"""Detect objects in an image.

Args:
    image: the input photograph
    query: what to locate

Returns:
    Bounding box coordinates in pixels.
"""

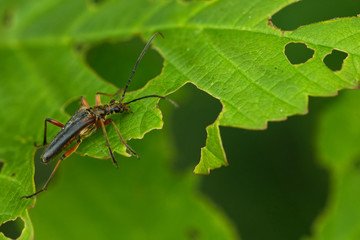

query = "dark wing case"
[41,108,94,163]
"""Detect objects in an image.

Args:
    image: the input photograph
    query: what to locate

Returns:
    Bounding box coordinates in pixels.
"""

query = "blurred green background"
[1,0,360,239]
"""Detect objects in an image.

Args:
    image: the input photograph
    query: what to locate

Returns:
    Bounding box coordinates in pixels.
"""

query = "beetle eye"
[110,99,115,104]
[114,107,120,112]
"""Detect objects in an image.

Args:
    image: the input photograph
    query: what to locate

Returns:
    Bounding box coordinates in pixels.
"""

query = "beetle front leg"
[99,119,119,168]
[81,96,90,108]
[96,89,124,101]
[95,93,102,106]
[104,118,139,158]
[35,118,64,147]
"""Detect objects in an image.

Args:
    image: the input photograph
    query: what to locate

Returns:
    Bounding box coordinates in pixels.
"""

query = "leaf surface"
[0,0,359,236]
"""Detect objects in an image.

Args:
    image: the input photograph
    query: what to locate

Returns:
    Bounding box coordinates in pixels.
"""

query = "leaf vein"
[204,32,300,111]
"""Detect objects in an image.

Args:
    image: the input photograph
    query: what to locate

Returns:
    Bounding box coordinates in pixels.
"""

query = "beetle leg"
[96,89,123,99]
[103,119,111,125]
[95,93,102,106]
[35,118,65,147]
[22,139,82,199]
[95,89,125,105]
[99,119,119,168]
[81,96,90,108]
[104,118,139,158]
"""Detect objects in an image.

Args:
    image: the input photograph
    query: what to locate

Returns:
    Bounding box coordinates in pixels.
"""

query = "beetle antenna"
[124,95,179,108]
[120,32,164,102]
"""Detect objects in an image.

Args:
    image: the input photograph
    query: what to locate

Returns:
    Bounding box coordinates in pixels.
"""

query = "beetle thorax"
[88,101,129,119]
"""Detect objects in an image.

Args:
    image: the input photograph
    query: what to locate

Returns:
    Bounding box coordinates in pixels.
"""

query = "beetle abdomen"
[41,108,95,163]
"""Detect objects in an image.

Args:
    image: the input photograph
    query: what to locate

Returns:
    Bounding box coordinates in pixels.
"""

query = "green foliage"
[30,129,238,240]
[0,0,359,239]
[311,91,360,240]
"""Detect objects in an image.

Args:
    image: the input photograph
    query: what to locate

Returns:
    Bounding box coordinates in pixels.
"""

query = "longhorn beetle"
[22,32,177,199]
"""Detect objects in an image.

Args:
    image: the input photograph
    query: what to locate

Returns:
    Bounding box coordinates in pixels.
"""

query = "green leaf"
[310,90,360,240]
[195,122,228,174]
[0,211,33,240]
[0,0,359,237]
[29,129,238,239]
[317,91,360,172]
[140,1,359,172]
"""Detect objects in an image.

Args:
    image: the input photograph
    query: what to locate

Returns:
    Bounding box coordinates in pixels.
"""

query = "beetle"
[22,32,177,199]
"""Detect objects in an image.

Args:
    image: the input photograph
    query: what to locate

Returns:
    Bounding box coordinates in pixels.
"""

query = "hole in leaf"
[168,84,222,171]
[284,42,314,65]
[85,37,164,93]
[270,0,360,31]
[0,217,24,239]
[323,49,348,71]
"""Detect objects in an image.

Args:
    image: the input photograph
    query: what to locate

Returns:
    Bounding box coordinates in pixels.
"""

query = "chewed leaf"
[0,0,359,234]
[195,122,228,174]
